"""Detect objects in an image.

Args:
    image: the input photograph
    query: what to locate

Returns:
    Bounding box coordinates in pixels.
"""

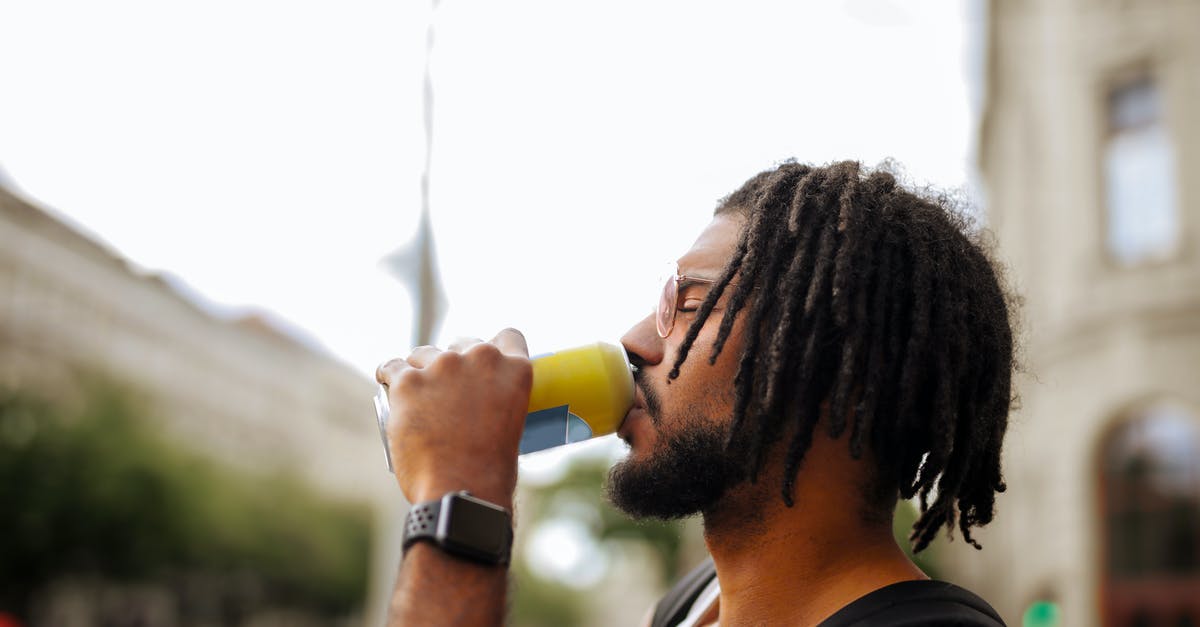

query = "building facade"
[0,183,404,625]
[944,1,1200,625]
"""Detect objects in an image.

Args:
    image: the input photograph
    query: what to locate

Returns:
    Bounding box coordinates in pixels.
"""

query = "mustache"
[632,368,663,425]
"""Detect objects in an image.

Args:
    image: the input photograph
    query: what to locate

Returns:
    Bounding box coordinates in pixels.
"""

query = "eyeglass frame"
[656,272,717,338]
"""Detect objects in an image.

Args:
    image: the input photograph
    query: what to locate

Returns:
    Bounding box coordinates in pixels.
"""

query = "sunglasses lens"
[656,275,675,337]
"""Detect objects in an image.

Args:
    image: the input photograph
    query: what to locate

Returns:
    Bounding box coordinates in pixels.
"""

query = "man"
[376,160,1015,626]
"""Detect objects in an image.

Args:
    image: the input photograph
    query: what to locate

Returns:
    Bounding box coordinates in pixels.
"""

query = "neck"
[701,443,926,626]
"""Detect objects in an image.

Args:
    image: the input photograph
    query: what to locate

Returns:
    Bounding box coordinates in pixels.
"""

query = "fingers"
[492,327,529,359]
[406,345,443,368]
[448,336,485,353]
[375,357,409,386]
[375,344,441,386]
[377,329,526,385]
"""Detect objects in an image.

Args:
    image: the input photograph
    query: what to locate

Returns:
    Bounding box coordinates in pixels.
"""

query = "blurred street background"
[1,1,1197,626]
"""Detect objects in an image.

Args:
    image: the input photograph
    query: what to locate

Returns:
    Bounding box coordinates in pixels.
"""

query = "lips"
[617,389,649,442]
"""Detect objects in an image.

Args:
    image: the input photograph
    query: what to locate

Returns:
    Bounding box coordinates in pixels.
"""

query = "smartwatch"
[402,491,513,566]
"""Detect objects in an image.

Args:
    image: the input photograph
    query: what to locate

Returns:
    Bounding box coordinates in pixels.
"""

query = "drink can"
[374,341,634,472]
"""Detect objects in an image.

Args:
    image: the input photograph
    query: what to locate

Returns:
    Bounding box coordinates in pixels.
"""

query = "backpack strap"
[650,557,717,627]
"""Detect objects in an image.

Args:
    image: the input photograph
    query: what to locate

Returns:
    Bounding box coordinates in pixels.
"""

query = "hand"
[375,328,532,508]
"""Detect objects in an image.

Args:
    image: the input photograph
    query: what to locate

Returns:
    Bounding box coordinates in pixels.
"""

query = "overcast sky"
[0,0,983,379]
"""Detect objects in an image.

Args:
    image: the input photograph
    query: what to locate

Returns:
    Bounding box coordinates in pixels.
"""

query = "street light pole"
[383,0,446,348]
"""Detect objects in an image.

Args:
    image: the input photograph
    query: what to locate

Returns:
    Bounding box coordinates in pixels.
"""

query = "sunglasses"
[656,271,717,338]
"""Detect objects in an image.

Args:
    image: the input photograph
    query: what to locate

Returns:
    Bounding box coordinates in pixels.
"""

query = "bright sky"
[0,0,983,380]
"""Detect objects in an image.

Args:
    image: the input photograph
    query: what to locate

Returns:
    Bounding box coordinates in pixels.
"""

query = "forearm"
[375,333,530,626]
[389,543,509,626]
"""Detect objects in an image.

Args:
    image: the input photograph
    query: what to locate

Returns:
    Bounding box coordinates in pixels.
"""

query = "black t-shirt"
[651,558,1007,627]
[819,579,1006,626]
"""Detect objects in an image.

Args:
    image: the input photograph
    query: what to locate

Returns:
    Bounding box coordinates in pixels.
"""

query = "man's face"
[607,212,751,519]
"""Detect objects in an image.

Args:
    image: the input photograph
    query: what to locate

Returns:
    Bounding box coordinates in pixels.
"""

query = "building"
[0,181,403,625]
[942,1,1200,625]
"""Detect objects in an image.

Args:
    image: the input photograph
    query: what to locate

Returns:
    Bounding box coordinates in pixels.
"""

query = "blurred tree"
[509,457,693,627]
[510,560,587,627]
[524,458,691,585]
[0,380,372,622]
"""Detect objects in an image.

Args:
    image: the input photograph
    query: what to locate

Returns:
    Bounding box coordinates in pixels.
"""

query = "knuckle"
[395,367,423,390]
[469,342,503,363]
[430,349,463,372]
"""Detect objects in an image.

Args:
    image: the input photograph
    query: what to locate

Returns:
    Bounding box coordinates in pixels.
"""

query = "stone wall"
[948,1,1200,624]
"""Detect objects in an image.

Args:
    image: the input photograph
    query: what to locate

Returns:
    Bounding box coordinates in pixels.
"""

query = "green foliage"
[510,561,587,627]
[0,382,371,617]
[510,457,692,627]
[525,459,690,584]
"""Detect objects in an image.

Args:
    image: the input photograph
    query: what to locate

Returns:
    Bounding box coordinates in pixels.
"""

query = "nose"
[621,311,663,370]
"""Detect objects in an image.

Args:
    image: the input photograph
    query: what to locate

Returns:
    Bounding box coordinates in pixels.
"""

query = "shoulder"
[818,580,1007,627]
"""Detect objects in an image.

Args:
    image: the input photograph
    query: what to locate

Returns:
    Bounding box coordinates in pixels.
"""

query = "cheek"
[660,361,736,430]
[670,333,741,398]
[657,312,746,424]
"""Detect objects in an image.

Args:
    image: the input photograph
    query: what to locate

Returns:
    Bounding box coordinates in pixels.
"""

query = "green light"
[1023,601,1062,627]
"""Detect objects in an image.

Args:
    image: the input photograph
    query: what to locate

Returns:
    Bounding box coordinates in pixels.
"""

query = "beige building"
[0,182,404,625]
[941,1,1200,625]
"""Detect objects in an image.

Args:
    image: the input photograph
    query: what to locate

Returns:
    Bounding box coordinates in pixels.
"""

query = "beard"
[604,376,749,520]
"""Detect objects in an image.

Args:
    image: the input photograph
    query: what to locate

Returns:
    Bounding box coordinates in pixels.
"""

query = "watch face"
[442,494,511,558]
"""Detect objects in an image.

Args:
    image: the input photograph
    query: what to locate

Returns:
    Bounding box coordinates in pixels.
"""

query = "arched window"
[1101,403,1200,626]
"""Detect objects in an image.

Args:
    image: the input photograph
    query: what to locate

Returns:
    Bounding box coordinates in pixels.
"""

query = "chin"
[604,419,743,521]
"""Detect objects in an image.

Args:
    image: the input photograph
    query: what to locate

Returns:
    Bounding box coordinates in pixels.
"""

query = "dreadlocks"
[669,160,1016,553]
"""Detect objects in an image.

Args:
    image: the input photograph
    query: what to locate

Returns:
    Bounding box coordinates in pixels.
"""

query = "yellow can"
[374,341,635,471]
[523,341,635,454]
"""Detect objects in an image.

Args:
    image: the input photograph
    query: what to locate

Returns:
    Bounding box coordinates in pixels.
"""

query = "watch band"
[402,491,513,566]
[404,499,442,544]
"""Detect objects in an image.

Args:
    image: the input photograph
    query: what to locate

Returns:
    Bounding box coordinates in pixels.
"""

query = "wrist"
[409,478,515,511]
[403,491,514,567]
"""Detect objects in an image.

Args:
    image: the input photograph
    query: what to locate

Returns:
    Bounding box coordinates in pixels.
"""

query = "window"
[1100,403,1200,626]
[1103,77,1180,266]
